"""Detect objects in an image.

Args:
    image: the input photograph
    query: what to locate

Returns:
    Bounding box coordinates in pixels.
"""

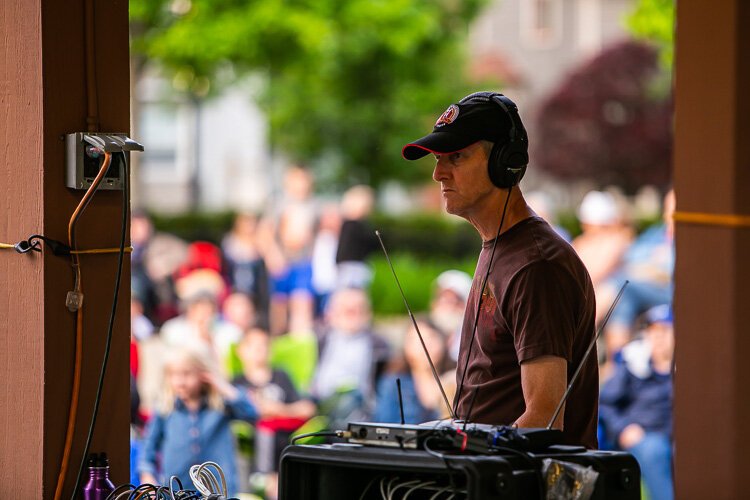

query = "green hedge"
[368,253,476,315]
[370,213,481,259]
[150,211,235,244]
[149,210,482,259]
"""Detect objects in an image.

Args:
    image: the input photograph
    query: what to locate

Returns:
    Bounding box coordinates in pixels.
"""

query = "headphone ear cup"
[487,143,506,188]
[488,142,528,189]
[501,141,529,171]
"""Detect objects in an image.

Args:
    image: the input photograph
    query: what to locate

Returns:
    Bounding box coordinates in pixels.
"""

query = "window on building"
[521,0,564,49]
[137,101,189,181]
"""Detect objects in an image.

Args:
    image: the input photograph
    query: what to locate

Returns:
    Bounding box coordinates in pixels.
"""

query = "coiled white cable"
[189,461,228,497]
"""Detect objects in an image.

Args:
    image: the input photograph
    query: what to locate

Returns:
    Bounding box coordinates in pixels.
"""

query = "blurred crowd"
[569,188,676,500]
[128,166,675,499]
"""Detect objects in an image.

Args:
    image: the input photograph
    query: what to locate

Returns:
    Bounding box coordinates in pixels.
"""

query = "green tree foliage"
[130,0,489,187]
[627,0,674,69]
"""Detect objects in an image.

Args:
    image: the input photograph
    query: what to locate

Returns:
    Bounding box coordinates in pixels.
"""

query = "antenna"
[396,378,405,425]
[546,280,630,430]
[375,230,457,420]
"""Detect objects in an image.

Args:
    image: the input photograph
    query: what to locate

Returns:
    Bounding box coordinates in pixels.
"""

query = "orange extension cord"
[53,152,112,500]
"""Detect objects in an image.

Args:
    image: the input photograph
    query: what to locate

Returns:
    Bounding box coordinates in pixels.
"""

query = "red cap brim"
[401,131,477,160]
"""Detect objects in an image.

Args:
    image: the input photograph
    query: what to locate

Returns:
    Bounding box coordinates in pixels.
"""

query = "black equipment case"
[279,443,640,499]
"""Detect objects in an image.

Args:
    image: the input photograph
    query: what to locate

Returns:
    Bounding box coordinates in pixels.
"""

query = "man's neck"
[466,188,532,241]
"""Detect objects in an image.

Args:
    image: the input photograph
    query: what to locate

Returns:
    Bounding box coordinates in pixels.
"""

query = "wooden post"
[673,1,750,497]
[0,0,131,497]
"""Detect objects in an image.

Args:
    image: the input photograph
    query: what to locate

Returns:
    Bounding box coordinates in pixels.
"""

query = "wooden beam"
[673,1,750,496]
[0,0,131,497]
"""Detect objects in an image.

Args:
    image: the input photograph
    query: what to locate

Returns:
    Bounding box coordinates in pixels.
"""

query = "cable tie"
[14,239,42,254]
[6,235,133,257]
[28,235,71,256]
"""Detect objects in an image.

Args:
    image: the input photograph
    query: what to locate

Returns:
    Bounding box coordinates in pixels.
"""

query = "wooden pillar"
[673,1,750,498]
[0,0,131,497]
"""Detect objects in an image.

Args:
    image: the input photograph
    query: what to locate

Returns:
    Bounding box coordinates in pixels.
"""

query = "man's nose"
[433,158,449,182]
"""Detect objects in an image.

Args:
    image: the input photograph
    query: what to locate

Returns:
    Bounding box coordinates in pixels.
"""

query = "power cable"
[70,153,129,498]
[54,151,113,500]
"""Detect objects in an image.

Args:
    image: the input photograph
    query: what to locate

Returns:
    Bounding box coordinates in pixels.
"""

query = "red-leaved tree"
[535,40,672,192]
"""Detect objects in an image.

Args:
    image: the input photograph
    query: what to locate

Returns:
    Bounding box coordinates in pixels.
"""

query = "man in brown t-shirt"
[402,92,598,448]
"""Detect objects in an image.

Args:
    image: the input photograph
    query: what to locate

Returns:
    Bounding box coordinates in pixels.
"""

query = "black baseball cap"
[402,91,516,160]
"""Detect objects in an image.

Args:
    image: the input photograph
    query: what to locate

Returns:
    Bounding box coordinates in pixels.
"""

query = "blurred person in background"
[572,191,634,305]
[222,292,258,336]
[131,210,157,318]
[138,347,257,496]
[130,289,154,486]
[429,270,473,362]
[310,288,390,426]
[268,292,319,393]
[603,189,675,370]
[234,328,316,499]
[571,190,634,369]
[161,269,242,375]
[311,203,342,316]
[261,166,318,335]
[373,318,451,424]
[132,292,167,416]
[130,211,189,325]
[599,304,674,500]
[130,294,154,378]
[221,212,270,329]
[221,292,260,377]
[335,185,379,289]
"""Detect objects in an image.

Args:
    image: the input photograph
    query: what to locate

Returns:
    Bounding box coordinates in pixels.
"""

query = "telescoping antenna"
[546,280,630,430]
[375,230,457,421]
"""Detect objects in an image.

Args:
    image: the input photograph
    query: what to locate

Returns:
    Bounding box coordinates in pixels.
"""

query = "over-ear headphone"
[487,93,529,189]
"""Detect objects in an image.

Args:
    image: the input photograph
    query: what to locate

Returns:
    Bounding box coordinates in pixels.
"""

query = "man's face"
[432,142,495,217]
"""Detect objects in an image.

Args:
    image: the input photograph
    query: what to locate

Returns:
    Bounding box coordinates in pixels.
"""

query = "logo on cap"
[435,104,459,127]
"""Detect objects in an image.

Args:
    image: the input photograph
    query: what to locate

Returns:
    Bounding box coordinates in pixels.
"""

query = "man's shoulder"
[496,218,594,304]
[498,217,583,273]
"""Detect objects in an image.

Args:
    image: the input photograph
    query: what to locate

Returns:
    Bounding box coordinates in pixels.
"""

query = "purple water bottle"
[82,453,115,500]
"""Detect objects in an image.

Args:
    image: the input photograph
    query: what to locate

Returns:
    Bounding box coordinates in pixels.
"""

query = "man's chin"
[444,202,465,217]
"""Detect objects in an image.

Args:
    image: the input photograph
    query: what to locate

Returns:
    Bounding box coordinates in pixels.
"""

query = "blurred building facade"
[470,0,634,108]
[470,0,635,191]
[131,0,635,213]
[132,69,273,213]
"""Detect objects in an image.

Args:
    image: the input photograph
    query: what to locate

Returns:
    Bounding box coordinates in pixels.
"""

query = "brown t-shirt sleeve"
[503,260,580,364]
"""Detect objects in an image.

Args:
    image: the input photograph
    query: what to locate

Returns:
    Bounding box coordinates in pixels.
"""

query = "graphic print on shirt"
[479,284,498,327]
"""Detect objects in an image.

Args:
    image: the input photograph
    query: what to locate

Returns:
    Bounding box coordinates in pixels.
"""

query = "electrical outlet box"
[65,132,143,190]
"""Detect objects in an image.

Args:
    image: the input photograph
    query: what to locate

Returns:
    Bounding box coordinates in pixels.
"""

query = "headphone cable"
[453,184,514,418]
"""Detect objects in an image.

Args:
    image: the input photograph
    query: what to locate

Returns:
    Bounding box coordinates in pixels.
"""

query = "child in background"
[137,347,257,495]
[235,328,316,499]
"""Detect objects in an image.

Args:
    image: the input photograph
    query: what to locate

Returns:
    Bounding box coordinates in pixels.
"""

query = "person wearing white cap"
[571,191,634,359]
[402,91,598,448]
[430,270,472,361]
